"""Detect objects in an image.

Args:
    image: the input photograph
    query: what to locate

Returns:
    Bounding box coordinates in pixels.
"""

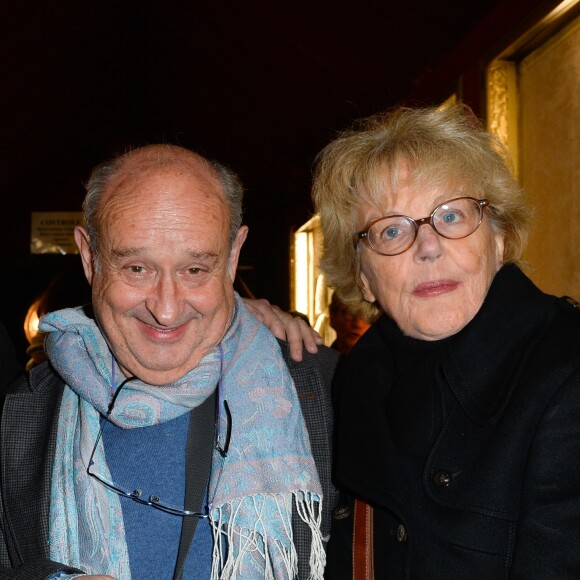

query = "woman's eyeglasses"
[356,196,490,256]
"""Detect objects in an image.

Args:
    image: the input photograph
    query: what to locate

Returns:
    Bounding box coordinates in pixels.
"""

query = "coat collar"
[439,265,553,425]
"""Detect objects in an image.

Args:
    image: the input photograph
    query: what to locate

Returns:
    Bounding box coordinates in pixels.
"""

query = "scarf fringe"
[210,492,325,579]
[294,493,325,580]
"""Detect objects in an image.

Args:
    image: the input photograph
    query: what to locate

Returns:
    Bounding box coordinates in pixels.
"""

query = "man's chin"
[123,357,194,386]
[136,369,189,387]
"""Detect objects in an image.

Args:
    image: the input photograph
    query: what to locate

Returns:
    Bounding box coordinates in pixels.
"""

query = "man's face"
[329,300,370,355]
[75,161,247,385]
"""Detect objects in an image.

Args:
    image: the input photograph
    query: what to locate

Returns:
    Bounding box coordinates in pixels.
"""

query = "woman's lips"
[413,279,459,297]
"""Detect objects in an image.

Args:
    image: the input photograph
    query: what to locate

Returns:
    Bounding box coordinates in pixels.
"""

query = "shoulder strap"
[173,389,216,580]
[353,498,374,580]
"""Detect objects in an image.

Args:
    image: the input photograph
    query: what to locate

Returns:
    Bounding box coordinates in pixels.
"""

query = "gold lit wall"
[519,15,580,300]
[488,6,580,301]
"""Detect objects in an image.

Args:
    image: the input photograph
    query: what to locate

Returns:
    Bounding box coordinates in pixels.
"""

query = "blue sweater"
[104,412,213,579]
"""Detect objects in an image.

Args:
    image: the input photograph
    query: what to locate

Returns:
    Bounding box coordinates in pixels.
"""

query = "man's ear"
[74,226,95,285]
[228,225,249,282]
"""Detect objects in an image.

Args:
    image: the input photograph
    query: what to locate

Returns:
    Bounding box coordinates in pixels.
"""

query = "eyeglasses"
[87,350,231,518]
[356,196,490,256]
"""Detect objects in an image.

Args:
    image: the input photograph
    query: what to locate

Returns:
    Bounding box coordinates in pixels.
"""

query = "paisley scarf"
[43,294,324,578]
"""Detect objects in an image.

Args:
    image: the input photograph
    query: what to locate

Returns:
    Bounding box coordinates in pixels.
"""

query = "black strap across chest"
[173,389,216,580]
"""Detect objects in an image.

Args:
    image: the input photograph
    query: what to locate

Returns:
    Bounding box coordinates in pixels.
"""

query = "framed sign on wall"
[30,211,83,255]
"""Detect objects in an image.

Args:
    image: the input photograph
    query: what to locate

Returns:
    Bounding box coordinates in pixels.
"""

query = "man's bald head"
[82,144,244,261]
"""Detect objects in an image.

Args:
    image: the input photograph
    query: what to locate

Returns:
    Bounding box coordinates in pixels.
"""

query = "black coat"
[327,265,580,579]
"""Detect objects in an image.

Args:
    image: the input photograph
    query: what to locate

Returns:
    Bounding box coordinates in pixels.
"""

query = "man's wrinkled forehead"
[103,146,223,203]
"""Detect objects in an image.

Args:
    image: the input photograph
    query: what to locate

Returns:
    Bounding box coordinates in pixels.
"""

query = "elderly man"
[0,144,338,579]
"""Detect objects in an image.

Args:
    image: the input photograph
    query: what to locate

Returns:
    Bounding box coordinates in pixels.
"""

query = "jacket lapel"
[278,340,339,529]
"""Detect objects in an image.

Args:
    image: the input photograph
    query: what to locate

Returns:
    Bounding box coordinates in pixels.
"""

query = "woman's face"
[356,165,505,340]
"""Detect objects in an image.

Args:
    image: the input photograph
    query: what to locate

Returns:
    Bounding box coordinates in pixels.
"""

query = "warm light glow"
[438,94,457,110]
[294,231,309,316]
[24,299,41,344]
[546,0,580,23]
[291,214,337,344]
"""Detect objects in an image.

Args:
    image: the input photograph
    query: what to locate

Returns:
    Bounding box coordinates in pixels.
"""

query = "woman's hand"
[243,298,322,361]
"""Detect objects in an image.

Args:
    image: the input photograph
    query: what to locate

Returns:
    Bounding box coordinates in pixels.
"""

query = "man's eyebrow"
[111,247,145,258]
[185,249,219,260]
[110,248,220,260]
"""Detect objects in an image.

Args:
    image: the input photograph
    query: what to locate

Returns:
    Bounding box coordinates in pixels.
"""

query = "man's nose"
[146,277,182,324]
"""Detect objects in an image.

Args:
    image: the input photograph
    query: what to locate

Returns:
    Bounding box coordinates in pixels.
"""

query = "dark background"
[0,0,561,364]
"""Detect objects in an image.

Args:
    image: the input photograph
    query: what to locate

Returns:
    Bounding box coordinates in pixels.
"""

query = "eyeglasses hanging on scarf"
[86,343,232,517]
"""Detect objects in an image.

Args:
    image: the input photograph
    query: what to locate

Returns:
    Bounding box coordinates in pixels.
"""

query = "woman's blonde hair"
[312,103,532,322]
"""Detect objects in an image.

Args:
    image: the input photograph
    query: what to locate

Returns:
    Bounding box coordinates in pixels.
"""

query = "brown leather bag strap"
[353,498,374,580]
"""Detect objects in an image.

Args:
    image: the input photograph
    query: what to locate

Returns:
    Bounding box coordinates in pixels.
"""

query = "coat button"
[332,505,350,520]
[433,470,453,487]
[396,523,407,543]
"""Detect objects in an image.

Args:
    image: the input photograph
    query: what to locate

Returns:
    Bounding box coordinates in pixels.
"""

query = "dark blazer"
[327,266,580,579]
[0,342,339,580]
[279,342,340,579]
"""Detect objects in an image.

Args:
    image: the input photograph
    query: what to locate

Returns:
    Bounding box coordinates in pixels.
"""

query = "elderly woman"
[313,104,580,578]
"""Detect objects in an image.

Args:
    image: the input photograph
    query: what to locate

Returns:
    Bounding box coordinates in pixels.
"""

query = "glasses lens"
[368,216,415,255]
[432,198,482,239]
